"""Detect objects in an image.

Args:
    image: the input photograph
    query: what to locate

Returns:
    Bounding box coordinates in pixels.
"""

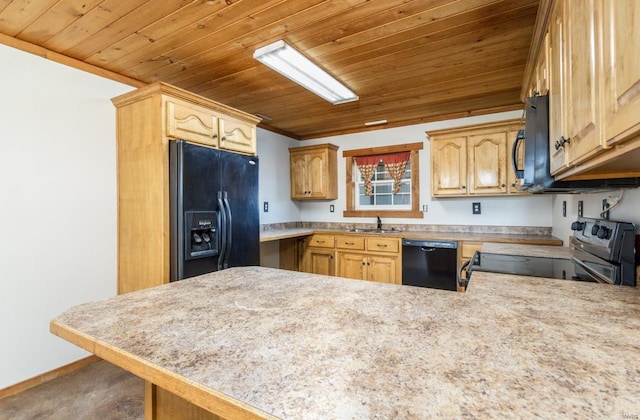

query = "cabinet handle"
[316,240,325,243]
[362,261,365,266]
[501,184,506,188]
[377,244,388,247]
[462,185,466,189]
[345,242,354,245]
[212,133,218,139]
[221,136,227,142]
[554,136,570,150]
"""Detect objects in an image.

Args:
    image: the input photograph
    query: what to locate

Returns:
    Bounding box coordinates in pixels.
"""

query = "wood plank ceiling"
[0,0,539,139]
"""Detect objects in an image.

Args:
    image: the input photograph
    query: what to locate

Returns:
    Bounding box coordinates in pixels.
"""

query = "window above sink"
[343,142,424,219]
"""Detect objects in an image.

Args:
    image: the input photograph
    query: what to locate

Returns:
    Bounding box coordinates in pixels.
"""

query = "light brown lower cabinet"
[304,247,335,276]
[336,252,399,284]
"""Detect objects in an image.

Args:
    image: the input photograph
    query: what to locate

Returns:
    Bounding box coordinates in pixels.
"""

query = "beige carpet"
[0,361,143,420]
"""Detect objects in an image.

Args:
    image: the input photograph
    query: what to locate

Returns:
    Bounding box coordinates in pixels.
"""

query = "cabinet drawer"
[166,101,218,146]
[308,234,334,248]
[461,241,483,259]
[366,237,399,253]
[335,236,365,250]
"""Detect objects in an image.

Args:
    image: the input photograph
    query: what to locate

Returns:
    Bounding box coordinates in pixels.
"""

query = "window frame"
[343,142,423,218]
[354,159,412,210]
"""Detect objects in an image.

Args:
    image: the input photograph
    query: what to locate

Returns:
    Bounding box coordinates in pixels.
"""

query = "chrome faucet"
[376,216,382,231]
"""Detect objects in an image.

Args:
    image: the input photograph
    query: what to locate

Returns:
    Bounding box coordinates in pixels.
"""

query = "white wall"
[257,128,302,224]
[0,44,132,388]
[552,189,640,244]
[297,111,553,227]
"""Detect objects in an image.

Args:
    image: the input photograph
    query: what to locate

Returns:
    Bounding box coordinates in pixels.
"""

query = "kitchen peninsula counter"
[51,267,640,418]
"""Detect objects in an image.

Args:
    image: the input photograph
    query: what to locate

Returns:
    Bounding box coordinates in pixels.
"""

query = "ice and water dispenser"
[184,211,219,260]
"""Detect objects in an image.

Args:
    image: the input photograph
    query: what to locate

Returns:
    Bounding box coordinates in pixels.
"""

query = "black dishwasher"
[402,239,458,291]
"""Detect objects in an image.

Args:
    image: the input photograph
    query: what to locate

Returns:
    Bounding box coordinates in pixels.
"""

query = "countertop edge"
[260,228,563,245]
[50,319,276,420]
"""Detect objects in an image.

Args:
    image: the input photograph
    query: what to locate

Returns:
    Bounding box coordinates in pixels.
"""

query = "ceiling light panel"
[253,40,358,105]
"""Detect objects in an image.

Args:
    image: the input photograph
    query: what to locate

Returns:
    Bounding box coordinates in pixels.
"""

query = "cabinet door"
[564,0,605,166]
[166,101,218,146]
[219,116,256,155]
[306,151,328,198]
[548,1,568,175]
[290,153,308,199]
[534,32,549,96]
[603,1,640,146]
[366,255,398,284]
[468,132,507,195]
[304,248,335,276]
[336,252,365,280]
[431,137,467,196]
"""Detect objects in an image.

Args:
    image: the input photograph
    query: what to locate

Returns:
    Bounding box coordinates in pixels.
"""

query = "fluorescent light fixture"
[364,119,388,126]
[253,40,358,105]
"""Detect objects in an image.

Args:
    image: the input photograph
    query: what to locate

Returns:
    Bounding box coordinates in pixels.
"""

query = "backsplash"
[262,221,552,236]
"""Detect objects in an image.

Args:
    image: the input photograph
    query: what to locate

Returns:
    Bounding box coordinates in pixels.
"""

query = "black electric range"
[461,217,636,287]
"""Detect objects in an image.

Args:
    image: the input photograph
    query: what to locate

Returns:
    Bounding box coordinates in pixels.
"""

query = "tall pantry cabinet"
[112,82,259,294]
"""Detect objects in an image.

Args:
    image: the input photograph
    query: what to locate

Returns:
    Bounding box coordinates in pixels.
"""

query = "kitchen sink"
[348,228,402,233]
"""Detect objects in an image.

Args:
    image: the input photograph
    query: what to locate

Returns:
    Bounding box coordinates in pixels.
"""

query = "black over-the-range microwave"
[511,94,640,193]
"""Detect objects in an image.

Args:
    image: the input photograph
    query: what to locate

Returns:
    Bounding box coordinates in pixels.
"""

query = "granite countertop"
[260,228,315,242]
[261,227,563,245]
[51,266,640,418]
[482,242,575,259]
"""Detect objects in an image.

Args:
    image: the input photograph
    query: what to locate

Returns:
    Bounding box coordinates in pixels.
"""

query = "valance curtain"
[354,152,411,196]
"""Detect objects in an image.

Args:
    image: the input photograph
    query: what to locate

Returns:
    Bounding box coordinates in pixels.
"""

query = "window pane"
[377,194,392,205]
[398,183,410,193]
[394,194,410,205]
[375,184,392,194]
[359,194,374,206]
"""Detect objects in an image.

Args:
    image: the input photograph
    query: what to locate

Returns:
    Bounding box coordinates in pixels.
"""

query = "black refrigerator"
[169,140,260,282]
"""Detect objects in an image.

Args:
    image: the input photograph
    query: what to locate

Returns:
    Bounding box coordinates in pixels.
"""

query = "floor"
[0,361,144,420]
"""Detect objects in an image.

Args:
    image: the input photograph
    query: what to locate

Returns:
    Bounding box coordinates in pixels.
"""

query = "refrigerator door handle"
[222,191,233,269]
[217,191,227,271]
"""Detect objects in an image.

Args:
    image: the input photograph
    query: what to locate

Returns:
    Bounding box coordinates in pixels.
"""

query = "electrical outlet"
[422,204,428,212]
[263,202,269,212]
[330,204,335,213]
[578,200,583,217]
[472,202,481,215]
[602,199,610,220]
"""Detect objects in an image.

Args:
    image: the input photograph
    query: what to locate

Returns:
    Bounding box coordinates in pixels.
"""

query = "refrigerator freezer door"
[170,141,222,281]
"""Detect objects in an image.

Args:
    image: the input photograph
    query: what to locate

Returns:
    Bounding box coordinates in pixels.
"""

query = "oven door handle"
[457,259,472,290]
[572,257,613,285]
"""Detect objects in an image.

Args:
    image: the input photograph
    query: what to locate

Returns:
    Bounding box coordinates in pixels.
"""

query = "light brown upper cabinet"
[218,115,257,155]
[112,82,259,294]
[429,120,524,197]
[602,2,640,147]
[523,0,640,180]
[289,144,338,200]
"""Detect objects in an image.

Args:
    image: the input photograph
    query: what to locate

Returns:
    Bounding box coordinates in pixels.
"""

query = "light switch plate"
[562,200,566,217]
[578,200,583,217]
